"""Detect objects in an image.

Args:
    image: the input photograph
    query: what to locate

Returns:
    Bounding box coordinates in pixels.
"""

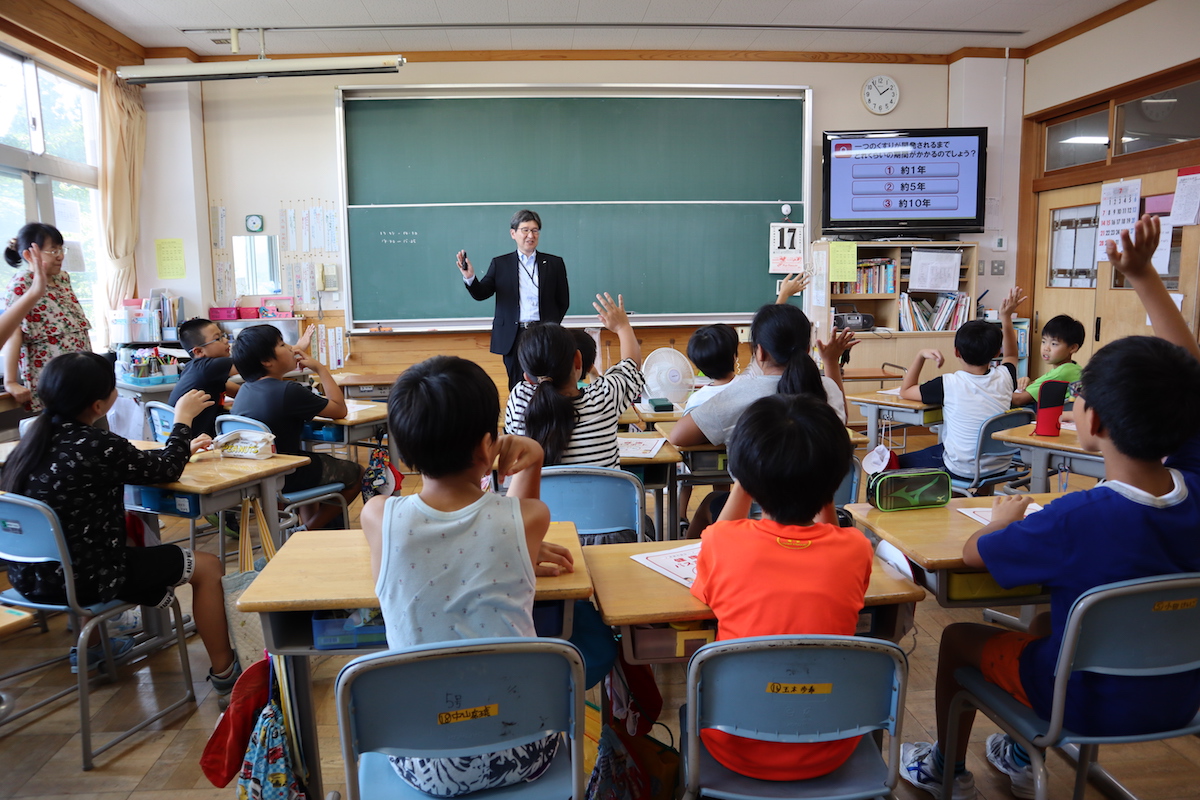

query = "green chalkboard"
[343,95,804,324]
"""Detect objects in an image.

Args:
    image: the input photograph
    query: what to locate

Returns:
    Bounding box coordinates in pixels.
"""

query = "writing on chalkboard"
[379,229,420,245]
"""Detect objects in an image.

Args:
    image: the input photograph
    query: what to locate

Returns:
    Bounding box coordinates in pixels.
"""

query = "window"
[0,46,102,349]
[1115,79,1200,157]
[1048,205,1099,288]
[1045,111,1109,172]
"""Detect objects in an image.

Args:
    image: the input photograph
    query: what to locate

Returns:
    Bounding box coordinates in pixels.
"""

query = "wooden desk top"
[618,432,683,464]
[845,390,939,410]
[584,540,924,626]
[839,368,904,382]
[635,405,684,424]
[845,493,1064,571]
[655,420,867,450]
[618,407,641,427]
[992,424,1092,455]
[317,401,388,427]
[330,372,398,387]
[236,521,592,613]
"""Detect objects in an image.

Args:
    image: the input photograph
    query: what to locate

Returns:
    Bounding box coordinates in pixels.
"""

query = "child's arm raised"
[594,292,641,365]
[999,286,1025,367]
[899,349,941,401]
[1110,214,1200,360]
[775,272,809,304]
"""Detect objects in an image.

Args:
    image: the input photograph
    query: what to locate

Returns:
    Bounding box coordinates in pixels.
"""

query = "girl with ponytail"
[504,293,644,467]
[0,352,243,702]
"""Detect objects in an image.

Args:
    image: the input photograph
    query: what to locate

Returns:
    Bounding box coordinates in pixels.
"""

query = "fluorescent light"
[1141,98,1177,104]
[1060,136,1109,145]
[117,55,404,85]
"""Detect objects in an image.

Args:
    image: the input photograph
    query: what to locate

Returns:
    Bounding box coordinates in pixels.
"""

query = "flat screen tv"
[821,127,988,235]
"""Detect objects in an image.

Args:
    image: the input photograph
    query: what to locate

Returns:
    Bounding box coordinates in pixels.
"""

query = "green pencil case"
[867,468,952,511]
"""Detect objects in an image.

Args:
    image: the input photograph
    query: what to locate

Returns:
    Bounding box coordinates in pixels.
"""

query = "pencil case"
[867,468,952,511]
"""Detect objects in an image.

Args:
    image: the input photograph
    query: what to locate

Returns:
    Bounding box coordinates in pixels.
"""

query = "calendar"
[1096,179,1142,261]
[769,222,805,275]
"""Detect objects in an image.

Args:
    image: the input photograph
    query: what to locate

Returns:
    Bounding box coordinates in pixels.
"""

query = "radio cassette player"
[833,304,875,332]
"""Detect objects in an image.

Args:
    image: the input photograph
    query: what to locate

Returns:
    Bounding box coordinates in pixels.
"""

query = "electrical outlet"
[990,260,1006,276]
[977,260,985,276]
[994,235,1007,251]
[735,326,751,343]
[776,279,784,296]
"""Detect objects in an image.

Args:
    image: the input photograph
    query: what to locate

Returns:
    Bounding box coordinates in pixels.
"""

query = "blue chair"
[540,465,647,544]
[950,408,1035,496]
[944,572,1200,800]
[215,413,349,532]
[681,635,908,800]
[833,457,862,508]
[334,637,586,800]
[0,492,195,770]
[144,400,177,443]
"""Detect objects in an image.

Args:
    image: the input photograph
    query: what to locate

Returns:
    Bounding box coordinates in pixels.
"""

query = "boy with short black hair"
[900,214,1200,800]
[169,317,239,437]
[685,323,739,411]
[898,288,1023,482]
[1011,313,1085,408]
[361,355,573,797]
[690,393,873,781]
[230,324,361,529]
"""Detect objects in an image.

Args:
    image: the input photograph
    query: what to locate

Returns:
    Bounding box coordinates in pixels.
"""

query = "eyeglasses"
[1068,380,1084,400]
[43,247,68,256]
[198,332,228,347]
[515,227,540,235]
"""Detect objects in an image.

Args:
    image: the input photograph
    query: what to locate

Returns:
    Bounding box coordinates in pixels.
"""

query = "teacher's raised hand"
[455,249,474,281]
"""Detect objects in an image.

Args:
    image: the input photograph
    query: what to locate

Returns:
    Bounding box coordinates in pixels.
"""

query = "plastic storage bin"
[303,422,341,442]
[209,307,239,320]
[312,611,388,650]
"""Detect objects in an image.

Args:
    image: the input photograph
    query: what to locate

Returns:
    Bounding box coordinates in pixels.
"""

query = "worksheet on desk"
[632,542,701,588]
[618,437,666,459]
[957,504,1043,525]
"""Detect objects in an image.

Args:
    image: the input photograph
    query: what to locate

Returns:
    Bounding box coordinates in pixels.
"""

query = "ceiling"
[67,0,1131,59]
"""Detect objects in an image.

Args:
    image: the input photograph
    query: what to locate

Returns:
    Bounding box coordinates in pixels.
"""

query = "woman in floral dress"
[4,223,92,412]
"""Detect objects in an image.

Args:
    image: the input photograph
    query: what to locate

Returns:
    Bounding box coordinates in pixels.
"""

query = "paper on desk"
[631,542,702,588]
[877,387,903,396]
[618,436,666,459]
[344,399,378,413]
[957,504,1043,525]
[1059,420,1077,431]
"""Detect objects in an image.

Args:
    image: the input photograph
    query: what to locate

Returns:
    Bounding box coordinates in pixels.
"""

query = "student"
[898,288,1023,483]
[230,324,362,529]
[1010,314,1085,408]
[0,353,242,701]
[362,355,574,797]
[684,323,740,412]
[504,292,644,467]
[668,303,853,448]
[690,392,873,780]
[900,215,1200,800]
[571,328,599,382]
[169,318,240,437]
[0,243,55,347]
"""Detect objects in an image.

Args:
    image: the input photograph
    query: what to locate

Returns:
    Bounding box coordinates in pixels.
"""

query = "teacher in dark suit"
[457,209,570,388]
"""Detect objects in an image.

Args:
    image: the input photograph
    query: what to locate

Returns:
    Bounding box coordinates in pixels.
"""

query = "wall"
[1024,0,1200,115]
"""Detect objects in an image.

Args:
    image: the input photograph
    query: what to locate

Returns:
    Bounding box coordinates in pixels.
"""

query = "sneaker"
[69,636,136,674]
[208,658,244,711]
[205,513,240,538]
[900,742,977,800]
[109,608,143,636]
[986,733,1036,799]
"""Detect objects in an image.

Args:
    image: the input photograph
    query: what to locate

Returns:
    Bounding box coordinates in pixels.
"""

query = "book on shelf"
[831,257,897,295]
[899,291,970,332]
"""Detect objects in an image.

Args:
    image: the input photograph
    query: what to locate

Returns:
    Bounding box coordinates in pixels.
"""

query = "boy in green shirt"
[1011,314,1084,408]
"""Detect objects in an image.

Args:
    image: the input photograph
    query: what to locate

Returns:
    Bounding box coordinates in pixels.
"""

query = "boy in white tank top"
[361,355,574,797]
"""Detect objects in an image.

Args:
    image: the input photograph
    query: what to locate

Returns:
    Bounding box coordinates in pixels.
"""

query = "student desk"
[307,400,389,449]
[634,403,684,426]
[839,367,905,384]
[617,406,641,429]
[846,390,942,449]
[328,371,397,401]
[618,432,682,540]
[236,523,590,800]
[844,494,1062,610]
[584,541,925,664]
[991,424,1104,492]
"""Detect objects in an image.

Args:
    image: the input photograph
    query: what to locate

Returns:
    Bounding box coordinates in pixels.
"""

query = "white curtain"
[98,67,146,345]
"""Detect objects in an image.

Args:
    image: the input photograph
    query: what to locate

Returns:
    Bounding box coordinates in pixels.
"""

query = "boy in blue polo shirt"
[900,214,1200,800]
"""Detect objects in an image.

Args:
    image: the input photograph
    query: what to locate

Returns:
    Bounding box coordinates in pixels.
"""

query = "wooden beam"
[947,47,1028,63]
[143,48,201,62]
[1015,117,1040,321]
[0,0,144,70]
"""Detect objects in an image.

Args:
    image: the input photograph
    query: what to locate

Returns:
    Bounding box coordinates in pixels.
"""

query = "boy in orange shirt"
[690,393,873,780]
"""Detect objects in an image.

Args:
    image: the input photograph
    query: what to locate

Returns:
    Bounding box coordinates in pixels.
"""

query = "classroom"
[1,0,1199,798]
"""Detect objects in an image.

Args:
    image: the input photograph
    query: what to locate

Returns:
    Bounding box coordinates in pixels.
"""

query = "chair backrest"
[17,416,37,437]
[1042,572,1200,736]
[540,466,646,541]
[336,637,585,800]
[0,492,89,614]
[963,407,1035,481]
[214,414,271,436]
[685,635,907,786]
[145,401,176,443]
[833,457,862,507]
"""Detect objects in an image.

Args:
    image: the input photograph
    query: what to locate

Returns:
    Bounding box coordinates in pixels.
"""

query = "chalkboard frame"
[336,84,813,331]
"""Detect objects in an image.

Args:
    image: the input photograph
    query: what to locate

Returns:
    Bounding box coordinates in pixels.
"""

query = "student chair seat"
[681,634,908,800]
[540,465,647,544]
[214,413,349,532]
[0,492,195,770]
[945,572,1200,800]
[950,408,1035,496]
[333,637,586,800]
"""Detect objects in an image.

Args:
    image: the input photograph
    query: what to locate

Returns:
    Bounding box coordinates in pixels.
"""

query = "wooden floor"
[2,436,1199,799]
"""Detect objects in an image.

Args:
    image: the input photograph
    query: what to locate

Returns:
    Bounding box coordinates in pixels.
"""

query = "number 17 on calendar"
[769,222,806,275]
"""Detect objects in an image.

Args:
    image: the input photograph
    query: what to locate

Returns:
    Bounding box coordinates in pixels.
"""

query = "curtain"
[98,67,146,346]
